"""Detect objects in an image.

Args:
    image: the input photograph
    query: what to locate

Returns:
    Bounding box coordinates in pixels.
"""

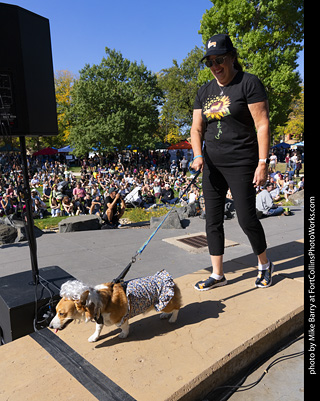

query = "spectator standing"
[180,156,189,176]
[269,152,277,172]
[285,153,290,169]
[290,153,297,175]
[170,160,178,177]
[295,155,302,177]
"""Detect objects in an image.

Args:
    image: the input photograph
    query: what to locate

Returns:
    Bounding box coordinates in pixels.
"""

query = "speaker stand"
[19,135,39,285]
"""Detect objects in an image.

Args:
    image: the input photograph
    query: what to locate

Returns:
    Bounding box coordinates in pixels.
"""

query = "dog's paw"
[160,312,171,320]
[88,334,99,343]
[168,310,179,323]
[168,315,177,323]
[118,331,129,339]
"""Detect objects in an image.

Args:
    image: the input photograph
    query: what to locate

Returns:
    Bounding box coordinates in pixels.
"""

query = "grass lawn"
[276,162,304,175]
[34,204,176,230]
[69,166,81,173]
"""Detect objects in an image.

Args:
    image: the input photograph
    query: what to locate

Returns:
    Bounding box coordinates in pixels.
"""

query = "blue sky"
[6,0,304,78]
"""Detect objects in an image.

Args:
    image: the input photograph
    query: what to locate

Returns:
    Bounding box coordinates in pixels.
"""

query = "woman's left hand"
[253,163,268,187]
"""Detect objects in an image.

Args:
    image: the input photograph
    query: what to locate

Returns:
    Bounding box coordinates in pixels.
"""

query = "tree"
[158,46,205,138]
[283,84,304,142]
[198,0,304,133]
[55,70,76,146]
[69,48,163,156]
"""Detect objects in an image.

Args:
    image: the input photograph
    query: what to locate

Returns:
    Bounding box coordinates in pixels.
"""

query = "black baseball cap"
[201,34,236,62]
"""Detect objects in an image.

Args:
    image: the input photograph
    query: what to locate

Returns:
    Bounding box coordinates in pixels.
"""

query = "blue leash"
[113,167,201,283]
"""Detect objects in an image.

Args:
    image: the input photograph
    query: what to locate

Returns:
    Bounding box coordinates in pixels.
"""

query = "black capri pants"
[202,161,267,256]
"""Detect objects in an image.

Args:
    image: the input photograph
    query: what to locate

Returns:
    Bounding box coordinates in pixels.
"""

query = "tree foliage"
[283,84,304,141]
[68,48,163,156]
[198,0,304,132]
[54,70,76,148]
[157,46,205,139]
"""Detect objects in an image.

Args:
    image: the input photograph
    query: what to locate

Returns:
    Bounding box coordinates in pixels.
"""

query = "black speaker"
[0,266,74,343]
[0,2,58,136]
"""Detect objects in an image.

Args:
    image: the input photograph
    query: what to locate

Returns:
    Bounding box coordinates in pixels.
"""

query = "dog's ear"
[79,290,90,306]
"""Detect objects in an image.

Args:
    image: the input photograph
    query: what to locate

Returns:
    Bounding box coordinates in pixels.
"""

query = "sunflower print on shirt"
[203,95,231,139]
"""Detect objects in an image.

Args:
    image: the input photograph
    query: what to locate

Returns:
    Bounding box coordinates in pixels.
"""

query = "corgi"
[49,270,182,343]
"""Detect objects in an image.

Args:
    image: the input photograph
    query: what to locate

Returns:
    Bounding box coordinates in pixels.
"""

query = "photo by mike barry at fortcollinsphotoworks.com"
[307,195,316,377]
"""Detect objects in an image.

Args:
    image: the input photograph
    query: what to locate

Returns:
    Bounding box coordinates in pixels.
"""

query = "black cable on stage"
[206,334,304,400]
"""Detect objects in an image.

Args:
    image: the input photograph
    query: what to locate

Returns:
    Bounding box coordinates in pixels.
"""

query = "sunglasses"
[204,55,228,67]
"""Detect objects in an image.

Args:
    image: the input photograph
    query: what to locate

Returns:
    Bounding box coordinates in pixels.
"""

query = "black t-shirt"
[104,195,121,213]
[193,71,267,167]
[161,188,175,201]
[84,198,92,209]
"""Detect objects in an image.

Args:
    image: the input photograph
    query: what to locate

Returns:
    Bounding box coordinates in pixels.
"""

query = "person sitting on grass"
[73,194,86,215]
[90,195,102,216]
[34,198,47,219]
[142,190,156,209]
[159,183,178,205]
[83,193,92,214]
[41,180,51,202]
[283,181,298,201]
[62,195,74,216]
[72,182,86,201]
[256,183,284,217]
[52,184,64,201]
[50,196,61,217]
[188,184,200,204]
[102,187,125,228]
[30,174,40,188]
[0,194,12,216]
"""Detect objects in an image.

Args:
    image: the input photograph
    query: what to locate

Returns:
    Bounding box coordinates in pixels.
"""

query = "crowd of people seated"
[255,167,304,218]
[0,147,304,226]
[0,149,202,228]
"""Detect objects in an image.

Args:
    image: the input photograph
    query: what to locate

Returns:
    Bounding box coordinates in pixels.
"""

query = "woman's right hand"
[191,156,204,172]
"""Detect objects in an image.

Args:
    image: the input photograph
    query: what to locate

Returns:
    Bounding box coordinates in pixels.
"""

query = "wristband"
[193,155,203,161]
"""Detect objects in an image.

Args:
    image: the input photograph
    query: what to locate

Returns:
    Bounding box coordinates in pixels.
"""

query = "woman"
[50,196,61,217]
[285,153,290,170]
[72,182,86,200]
[295,155,302,177]
[0,194,12,215]
[191,34,273,290]
[62,196,74,216]
[52,184,64,201]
